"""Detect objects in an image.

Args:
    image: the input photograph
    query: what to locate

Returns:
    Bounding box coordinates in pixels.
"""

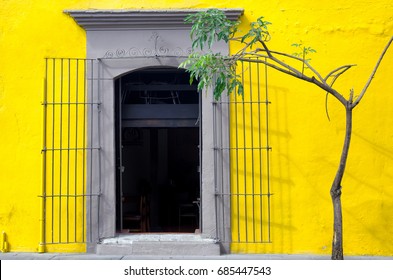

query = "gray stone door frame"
[65,9,243,254]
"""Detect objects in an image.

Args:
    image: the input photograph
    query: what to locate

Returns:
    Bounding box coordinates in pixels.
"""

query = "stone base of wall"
[94,234,221,255]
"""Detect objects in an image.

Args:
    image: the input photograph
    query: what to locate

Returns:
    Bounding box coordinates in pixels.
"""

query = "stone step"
[96,234,221,255]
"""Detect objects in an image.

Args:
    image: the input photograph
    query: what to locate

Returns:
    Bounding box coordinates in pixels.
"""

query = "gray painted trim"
[85,57,227,253]
[75,9,236,254]
[64,9,244,30]
[215,94,232,253]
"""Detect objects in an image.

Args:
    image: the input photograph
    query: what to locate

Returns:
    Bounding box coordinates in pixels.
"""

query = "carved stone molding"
[102,32,192,58]
[64,9,244,31]
[103,46,193,58]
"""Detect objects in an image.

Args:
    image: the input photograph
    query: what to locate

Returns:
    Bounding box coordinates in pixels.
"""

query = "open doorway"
[115,67,200,234]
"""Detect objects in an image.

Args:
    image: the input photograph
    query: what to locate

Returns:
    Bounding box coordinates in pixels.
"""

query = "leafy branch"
[181,8,393,260]
[185,9,240,50]
[181,9,355,106]
[291,42,317,74]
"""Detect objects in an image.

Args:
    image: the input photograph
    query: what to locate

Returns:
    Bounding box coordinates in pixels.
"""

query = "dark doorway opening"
[115,67,200,233]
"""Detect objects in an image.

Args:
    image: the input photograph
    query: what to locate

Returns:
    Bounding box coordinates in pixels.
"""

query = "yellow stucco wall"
[0,0,392,255]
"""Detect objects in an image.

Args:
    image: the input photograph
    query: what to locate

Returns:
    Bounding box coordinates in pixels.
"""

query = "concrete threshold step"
[96,233,221,255]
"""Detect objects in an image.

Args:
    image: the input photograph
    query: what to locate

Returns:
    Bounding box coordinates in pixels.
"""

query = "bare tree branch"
[240,57,348,105]
[352,36,393,108]
[244,51,304,77]
[324,65,356,120]
[325,65,356,82]
[247,48,329,85]
[325,93,331,121]
[301,59,328,86]
[240,57,301,77]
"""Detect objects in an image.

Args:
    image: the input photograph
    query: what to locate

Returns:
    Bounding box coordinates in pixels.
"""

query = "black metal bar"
[59,59,64,243]
[66,58,71,243]
[218,97,226,240]
[81,60,87,242]
[67,59,72,242]
[227,86,233,244]
[39,194,101,198]
[88,58,94,240]
[249,61,256,242]
[119,77,123,231]
[234,63,240,243]
[42,58,48,247]
[74,59,79,243]
[40,239,106,245]
[241,61,248,243]
[265,58,271,242]
[257,58,263,242]
[212,91,219,239]
[218,97,223,241]
[95,58,102,241]
[82,60,87,243]
[215,147,272,150]
[43,147,100,151]
[222,240,272,244]
[44,102,101,105]
[198,91,202,233]
[213,101,271,105]
[215,193,272,196]
[51,58,55,243]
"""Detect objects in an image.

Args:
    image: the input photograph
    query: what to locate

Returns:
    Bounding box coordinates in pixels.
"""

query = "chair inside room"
[178,198,200,232]
[122,195,150,232]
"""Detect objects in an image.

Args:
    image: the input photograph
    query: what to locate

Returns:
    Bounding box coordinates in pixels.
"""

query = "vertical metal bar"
[212,94,218,238]
[63,59,70,242]
[213,92,223,241]
[234,63,240,242]
[225,78,231,242]
[219,95,225,241]
[219,112,222,242]
[51,58,56,243]
[66,59,71,243]
[198,91,203,232]
[95,61,102,241]
[82,60,87,243]
[241,61,248,243]
[81,60,88,242]
[58,58,64,243]
[39,59,48,252]
[119,77,123,231]
[74,59,79,243]
[265,58,271,242]
[88,59,94,241]
[249,61,256,242]
[257,58,263,242]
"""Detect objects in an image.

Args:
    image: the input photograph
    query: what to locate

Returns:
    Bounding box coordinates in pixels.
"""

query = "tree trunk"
[330,105,353,260]
[331,186,344,259]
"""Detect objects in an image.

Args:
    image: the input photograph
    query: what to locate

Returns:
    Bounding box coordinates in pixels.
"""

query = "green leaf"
[183,9,239,51]
[237,83,244,96]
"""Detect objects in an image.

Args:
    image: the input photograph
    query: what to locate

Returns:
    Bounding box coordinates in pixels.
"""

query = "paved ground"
[1,252,392,260]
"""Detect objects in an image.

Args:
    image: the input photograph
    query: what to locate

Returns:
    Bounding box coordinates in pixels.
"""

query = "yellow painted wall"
[0,0,392,255]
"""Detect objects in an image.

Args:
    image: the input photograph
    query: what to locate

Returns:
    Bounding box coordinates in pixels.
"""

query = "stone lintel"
[64,9,244,30]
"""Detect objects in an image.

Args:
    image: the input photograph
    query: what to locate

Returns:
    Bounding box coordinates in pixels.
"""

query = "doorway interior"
[114,67,201,234]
